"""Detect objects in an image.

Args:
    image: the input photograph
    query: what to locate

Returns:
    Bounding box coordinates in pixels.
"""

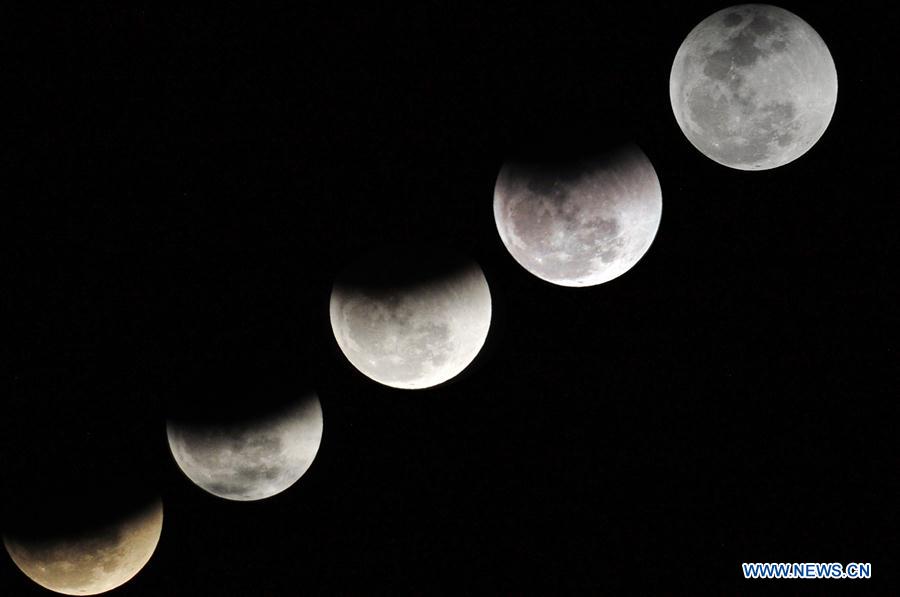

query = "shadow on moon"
[0,363,164,544]
[164,344,318,427]
[163,346,324,502]
[494,142,663,287]
[3,488,162,596]
[3,488,160,549]
[330,244,493,390]
[332,244,483,295]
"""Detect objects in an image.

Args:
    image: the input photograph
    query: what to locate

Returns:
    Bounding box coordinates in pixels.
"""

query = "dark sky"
[2,3,897,595]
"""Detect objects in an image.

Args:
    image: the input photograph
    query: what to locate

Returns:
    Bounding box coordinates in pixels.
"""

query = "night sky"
[2,3,897,595]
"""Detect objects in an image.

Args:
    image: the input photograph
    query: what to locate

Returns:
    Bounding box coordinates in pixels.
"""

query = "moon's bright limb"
[493,144,662,287]
[670,4,837,170]
[3,499,163,596]
[166,393,323,501]
[329,251,492,389]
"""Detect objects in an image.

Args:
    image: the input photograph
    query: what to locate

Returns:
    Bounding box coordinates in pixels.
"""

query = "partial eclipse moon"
[3,499,163,596]
[166,393,323,501]
[493,144,662,287]
[329,249,492,389]
[670,4,837,170]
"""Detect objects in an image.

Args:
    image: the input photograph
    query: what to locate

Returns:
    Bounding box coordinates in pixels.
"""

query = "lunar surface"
[329,251,492,389]
[3,499,163,595]
[166,393,323,501]
[670,4,837,170]
[493,145,662,287]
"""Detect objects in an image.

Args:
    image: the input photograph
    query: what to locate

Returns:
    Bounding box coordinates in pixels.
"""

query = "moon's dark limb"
[3,499,163,595]
[166,393,323,501]
[329,249,492,389]
[670,4,837,170]
[493,144,662,287]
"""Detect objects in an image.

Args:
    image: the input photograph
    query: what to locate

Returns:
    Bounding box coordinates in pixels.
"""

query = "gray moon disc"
[493,144,662,287]
[670,4,837,170]
[166,393,323,501]
[3,499,163,596]
[329,251,492,389]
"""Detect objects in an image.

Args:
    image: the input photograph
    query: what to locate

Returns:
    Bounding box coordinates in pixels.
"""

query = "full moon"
[166,393,323,501]
[493,144,662,287]
[3,499,163,595]
[329,250,492,389]
[670,4,837,170]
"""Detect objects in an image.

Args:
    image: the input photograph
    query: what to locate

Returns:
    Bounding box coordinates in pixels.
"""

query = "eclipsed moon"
[3,499,163,596]
[493,144,662,287]
[166,393,323,501]
[670,4,837,170]
[329,250,492,389]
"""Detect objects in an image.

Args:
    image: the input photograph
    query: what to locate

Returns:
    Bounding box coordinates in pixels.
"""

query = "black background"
[1,3,897,595]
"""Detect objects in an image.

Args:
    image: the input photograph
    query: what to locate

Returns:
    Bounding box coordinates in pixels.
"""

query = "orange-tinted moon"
[3,498,163,595]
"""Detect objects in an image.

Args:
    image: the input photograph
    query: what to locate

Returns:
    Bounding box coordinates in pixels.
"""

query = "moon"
[493,144,662,287]
[670,4,837,170]
[329,250,492,389]
[166,393,323,501]
[3,499,162,595]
